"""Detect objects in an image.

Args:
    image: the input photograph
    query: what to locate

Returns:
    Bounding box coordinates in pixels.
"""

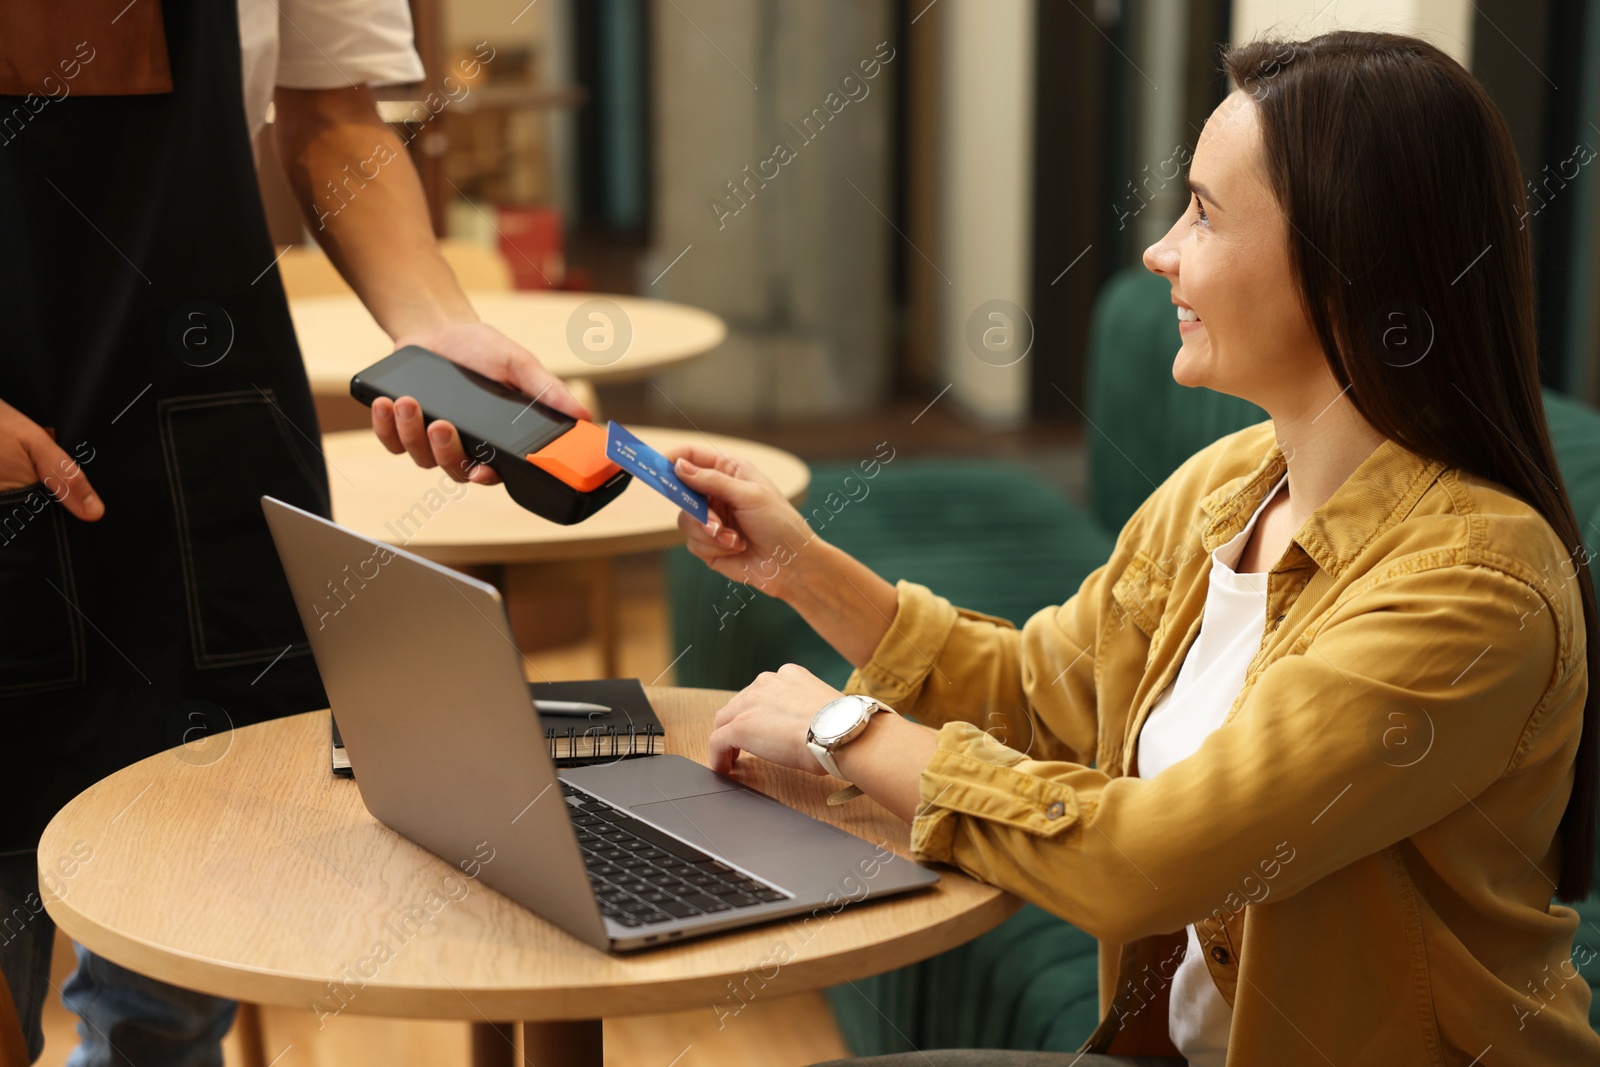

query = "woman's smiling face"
[1142,91,1331,416]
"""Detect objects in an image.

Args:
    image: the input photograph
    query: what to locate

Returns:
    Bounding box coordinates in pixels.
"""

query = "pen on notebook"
[534,700,613,717]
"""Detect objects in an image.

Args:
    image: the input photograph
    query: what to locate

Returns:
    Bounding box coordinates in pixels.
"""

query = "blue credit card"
[605,422,709,522]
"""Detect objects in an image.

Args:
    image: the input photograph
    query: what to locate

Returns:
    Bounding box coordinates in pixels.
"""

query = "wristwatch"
[806,694,888,780]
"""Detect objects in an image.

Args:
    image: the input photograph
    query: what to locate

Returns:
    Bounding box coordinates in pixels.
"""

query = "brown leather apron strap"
[0,0,171,97]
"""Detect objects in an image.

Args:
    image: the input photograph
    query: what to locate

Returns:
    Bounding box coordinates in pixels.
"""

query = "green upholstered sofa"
[665,266,1600,1052]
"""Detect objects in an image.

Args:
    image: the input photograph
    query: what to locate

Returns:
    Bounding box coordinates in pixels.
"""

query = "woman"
[668,32,1600,1067]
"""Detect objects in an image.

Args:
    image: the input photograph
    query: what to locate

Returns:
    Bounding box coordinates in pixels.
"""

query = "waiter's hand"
[370,320,592,484]
[271,87,590,484]
[0,397,103,520]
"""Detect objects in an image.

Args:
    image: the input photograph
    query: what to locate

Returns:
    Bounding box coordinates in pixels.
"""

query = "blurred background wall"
[260,0,1600,423]
[647,0,896,420]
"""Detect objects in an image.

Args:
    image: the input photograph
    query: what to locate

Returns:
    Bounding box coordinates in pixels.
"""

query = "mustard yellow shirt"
[845,421,1597,1065]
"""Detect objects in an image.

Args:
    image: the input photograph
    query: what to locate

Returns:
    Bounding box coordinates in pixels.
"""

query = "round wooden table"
[323,427,809,675]
[39,688,1019,1067]
[291,291,727,398]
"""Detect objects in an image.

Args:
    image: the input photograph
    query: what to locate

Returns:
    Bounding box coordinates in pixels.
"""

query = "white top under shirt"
[237,0,425,140]
[1133,473,1287,1067]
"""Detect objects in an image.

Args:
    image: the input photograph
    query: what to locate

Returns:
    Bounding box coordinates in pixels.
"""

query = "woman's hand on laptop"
[709,663,936,824]
[708,663,842,776]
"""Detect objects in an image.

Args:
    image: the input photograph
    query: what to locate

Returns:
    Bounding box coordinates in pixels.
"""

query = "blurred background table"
[291,291,727,431]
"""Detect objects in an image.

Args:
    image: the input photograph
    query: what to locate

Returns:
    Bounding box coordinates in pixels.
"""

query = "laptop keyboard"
[559,781,790,928]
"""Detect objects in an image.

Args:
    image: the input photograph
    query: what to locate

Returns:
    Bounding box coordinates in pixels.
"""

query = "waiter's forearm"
[271,85,474,340]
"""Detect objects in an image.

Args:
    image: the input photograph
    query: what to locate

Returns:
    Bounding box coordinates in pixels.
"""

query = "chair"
[667,462,1115,692]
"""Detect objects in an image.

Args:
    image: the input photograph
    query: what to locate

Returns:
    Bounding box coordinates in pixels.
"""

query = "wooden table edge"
[44,879,1019,1021]
[297,295,729,393]
[304,345,719,394]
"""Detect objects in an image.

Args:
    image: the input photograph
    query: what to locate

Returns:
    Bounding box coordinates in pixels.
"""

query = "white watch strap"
[808,740,844,779]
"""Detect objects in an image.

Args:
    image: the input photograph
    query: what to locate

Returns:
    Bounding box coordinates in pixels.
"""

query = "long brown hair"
[1223,32,1597,902]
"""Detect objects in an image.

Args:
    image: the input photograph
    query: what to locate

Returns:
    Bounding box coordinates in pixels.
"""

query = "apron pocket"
[0,484,87,695]
[157,390,328,669]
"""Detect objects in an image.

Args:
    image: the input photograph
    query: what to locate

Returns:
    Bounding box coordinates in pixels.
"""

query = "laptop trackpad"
[561,753,738,807]
[630,789,857,874]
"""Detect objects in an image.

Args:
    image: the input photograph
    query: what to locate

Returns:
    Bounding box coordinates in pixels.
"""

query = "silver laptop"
[262,496,937,952]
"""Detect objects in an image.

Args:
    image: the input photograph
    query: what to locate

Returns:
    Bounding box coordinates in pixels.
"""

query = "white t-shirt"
[238,0,425,139]
[1134,473,1287,1067]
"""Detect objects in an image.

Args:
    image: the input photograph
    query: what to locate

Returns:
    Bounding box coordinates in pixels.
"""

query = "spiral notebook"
[530,678,666,762]
[331,678,665,777]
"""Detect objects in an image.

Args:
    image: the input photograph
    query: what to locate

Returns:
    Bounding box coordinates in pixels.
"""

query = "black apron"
[0,0,330,852]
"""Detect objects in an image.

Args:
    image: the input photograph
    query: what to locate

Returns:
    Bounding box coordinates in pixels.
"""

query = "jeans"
[0,851,55,1063]
[0,850,236,1066]
[60,944,237,1067]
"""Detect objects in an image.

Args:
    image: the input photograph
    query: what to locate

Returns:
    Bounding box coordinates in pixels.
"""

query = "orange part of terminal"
[526,420,622,493]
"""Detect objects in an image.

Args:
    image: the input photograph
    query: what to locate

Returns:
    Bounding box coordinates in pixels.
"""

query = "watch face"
[813,696,868,742]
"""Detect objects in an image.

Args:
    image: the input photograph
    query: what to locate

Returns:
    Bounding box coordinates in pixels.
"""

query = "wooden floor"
[35,553,851,1067]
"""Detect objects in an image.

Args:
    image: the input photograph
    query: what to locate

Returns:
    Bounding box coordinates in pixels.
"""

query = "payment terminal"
[350,346,630,525]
